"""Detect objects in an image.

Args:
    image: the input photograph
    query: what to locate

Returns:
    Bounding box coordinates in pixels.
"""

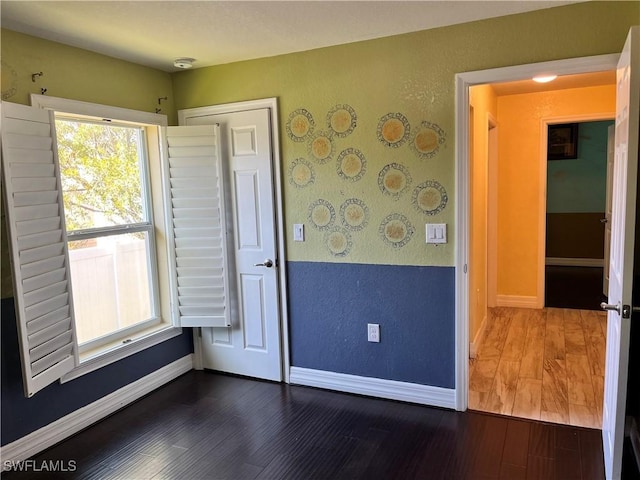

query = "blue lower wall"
[2,262,455,445]
[287,261,455,389]
[1,298,193,446]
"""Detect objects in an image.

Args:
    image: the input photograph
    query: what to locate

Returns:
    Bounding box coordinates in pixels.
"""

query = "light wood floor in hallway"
[469,307,606,429]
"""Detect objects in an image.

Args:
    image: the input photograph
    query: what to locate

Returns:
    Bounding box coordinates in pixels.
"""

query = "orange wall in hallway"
[496,84,615,300]
[469,85,498,344]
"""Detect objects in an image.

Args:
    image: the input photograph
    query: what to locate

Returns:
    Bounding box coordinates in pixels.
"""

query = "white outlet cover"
[367,323,380,343]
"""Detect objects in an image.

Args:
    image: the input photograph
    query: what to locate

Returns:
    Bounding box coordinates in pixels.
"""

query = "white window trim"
[57,117,162,354]
[77,315,161,355]
[59,326,182,383]
[30,95,167,127]
[29,94,182,381]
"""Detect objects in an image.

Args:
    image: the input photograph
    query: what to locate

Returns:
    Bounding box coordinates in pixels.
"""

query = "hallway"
[469,307,606,429]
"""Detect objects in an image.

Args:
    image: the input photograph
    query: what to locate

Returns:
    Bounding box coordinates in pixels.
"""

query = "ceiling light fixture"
[174,58,195,69]
[532,74,557,83]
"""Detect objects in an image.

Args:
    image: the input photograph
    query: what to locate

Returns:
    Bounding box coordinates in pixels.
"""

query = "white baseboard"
[546,257,604,267]
[496,295,540,309]
[469,314,488,359]
[289,366,455,409]
[1,354,193,466]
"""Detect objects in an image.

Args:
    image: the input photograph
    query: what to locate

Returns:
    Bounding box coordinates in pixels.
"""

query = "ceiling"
[492,70,616,97]
[1,1,581,72]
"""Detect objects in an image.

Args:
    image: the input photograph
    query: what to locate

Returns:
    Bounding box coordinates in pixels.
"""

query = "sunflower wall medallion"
[286,108,315,142]
[327,104,357,138]
[308,199,336,230]
[324,226,353,257]
[410,121,446,159]
[412,180,448,215]
[377,112,410,148]
[340,198,369,231]
[308,131,335,164]
[336,148,366,182]
[288,158,316,188]
[378,163,412,200]
[379,213,415,249]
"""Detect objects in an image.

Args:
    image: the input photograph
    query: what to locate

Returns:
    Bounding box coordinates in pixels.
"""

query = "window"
[2,96,231,397]
[55,116,160,353]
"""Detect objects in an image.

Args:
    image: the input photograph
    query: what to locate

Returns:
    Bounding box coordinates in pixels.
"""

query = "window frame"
[29,94,182,381]
[55,115,162,352]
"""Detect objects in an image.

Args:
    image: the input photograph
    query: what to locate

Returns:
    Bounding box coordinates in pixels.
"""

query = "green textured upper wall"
[171,1,638,267]
[1,29,176,298]
[1,29,176,123]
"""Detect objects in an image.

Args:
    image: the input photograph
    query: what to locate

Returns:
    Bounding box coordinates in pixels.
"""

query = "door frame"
[487,113,498,308]
[454,53,619,410]
[177,97,291,383]
[539,112,614,303]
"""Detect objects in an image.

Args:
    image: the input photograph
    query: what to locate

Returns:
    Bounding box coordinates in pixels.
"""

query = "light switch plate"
[293,223,304,242]
[426,223,447,244]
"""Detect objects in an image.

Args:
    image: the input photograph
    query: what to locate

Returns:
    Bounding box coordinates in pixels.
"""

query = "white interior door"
[602,26,639,480]
[185,108,282,381]
[603,124,614,296]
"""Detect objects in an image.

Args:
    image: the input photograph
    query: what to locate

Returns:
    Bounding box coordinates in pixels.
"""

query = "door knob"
[254,259,274,268]
[600,218,608,223]
[601,302,621,314]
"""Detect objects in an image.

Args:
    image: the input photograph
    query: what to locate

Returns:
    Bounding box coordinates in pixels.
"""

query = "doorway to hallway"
[465,66,616,429]
[544,119,614,311]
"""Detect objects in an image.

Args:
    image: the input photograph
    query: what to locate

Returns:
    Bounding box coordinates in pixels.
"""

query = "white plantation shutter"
[165,125,231,327]
[1,102,77,397]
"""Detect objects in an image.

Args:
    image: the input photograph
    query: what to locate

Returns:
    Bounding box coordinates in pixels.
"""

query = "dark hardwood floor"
[3,371,605,479]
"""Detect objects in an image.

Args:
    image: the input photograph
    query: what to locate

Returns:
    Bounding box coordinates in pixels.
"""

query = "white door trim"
[454,53,619,411]
[177,98,290,383]
[487,113,498,308]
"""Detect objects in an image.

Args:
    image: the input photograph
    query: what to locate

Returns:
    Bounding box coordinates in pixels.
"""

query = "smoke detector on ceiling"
[174,58,195,69]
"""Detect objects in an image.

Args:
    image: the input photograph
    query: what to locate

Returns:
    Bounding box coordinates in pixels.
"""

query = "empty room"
[1,2,639,479]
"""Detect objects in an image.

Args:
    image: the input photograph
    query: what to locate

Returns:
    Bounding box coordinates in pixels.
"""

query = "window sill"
[59,324,182,384]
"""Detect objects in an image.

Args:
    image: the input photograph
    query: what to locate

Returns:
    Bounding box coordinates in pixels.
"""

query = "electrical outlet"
[367,323,380,343]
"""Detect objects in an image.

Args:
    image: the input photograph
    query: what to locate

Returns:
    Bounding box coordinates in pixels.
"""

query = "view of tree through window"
[54,117,156,345]
[55,119,145,232]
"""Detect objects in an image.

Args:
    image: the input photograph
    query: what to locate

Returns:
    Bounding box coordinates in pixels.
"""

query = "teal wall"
[547,120,614,214]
